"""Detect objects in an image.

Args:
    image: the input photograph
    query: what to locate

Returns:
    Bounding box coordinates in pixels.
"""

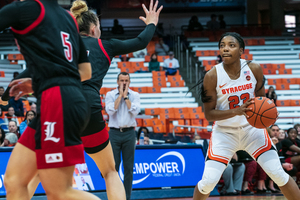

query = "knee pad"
[258,151,289,187]
[197,166,224,194]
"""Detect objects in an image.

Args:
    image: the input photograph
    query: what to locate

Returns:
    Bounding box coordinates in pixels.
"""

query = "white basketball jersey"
[215,59,257,127]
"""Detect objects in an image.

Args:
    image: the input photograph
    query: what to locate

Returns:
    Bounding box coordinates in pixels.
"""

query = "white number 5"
[61,31,73,62]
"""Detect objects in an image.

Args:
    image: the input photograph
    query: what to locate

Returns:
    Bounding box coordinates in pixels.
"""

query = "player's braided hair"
[70,0,98,35]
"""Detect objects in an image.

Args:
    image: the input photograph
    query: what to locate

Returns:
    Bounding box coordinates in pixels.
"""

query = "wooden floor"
[151,195,286,200]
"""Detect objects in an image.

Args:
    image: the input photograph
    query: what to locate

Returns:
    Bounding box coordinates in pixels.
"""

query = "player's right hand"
[9,78,33,100]
[235,98,254,117]
[139,0,163,26]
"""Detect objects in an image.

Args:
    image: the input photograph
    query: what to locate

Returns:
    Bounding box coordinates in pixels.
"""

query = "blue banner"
[120,148,205,188]
[0,145,205,196]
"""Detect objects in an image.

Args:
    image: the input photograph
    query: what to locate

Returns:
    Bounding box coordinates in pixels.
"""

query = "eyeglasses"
[27,114,34,116]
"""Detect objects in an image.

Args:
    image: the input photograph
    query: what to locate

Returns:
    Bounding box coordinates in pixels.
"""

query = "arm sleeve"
[128,92,140,116]
[78,36,89,64]
[105,92,117,115]
[2,69,31,101]
[0,3,20,31]
[109,24,156,56]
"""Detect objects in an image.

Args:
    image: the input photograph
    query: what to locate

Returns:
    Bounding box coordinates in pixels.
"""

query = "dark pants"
[109,128,136,200]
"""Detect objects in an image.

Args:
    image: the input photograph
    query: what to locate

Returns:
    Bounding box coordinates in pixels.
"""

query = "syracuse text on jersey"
[221,83,253,94]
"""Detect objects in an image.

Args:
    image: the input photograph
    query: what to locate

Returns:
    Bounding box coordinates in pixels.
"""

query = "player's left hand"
[139,0,163,26]
[9,78,33,100]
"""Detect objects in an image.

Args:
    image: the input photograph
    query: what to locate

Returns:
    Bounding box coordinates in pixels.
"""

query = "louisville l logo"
[44,122,60,143]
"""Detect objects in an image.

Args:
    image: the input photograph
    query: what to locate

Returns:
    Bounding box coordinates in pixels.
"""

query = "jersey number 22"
[228,93,250,109]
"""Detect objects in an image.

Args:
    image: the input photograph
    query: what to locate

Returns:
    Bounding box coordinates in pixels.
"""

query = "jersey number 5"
[61,31,73,62]
[228,93,250,109]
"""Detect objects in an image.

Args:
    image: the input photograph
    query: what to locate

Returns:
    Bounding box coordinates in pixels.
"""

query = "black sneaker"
[241,189,254,195]
[267,187,281,193]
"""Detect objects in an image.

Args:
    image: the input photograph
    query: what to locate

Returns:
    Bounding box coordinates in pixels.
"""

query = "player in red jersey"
[0,0,100,199]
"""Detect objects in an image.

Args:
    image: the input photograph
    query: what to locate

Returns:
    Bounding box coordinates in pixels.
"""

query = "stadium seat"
[189,107,202,113]
[0,71,5,77]
[100,87,106,95]
[167,75,182,82]
[7,54,24,64]
[202,60,217,66]
[117,62,131,68]
[157,55,169,62]
[263,68,276,75]
[160,108,175,115]
[153,76,167,86]
[170,80,185,87]
[147,87,161,93]
[160,112,175,120]
[136,118,143,127]
[260,64,272,70]
[177,113,190,119]
[173,107,189,115]
[152,118,161,126]
[153,125,164,133]
[291,100,300,106]
[209,50,219,56]
[134,87,148,93]
[143,119,153,127]
[278,68,292,74]
[282,78,297,84]
[271,64,285,70]
[144,55,150,62]
[241,54,253,60]
[132,62,145,70]
[145,108,161,115]
[152,71,165,77]
[146,41,156,56]
[276,83,290,90]
[120,67,135,73]
[196,50,210,57]
[189,112,205,119]
[205,65,214,71]
[294,37,300,44]
[277,100,291,107]
[244,49,250,54]
[268,79,281,85]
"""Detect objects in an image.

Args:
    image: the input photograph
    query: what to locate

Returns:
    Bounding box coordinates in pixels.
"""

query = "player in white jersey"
[193,32,300,200]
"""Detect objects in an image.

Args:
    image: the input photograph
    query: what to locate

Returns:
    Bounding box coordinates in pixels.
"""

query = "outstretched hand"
[9,78,33,100]
[139,0,163,26]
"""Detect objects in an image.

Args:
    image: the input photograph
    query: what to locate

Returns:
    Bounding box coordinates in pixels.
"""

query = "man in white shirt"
[163,51,180,76]
[105,72,140,200]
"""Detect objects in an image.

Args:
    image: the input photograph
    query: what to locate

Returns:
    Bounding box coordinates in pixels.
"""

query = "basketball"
[246,97,278,128]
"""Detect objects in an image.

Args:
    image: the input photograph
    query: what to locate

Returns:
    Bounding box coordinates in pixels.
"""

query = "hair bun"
[71,0,88,19]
